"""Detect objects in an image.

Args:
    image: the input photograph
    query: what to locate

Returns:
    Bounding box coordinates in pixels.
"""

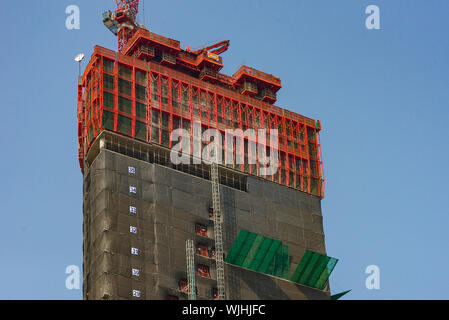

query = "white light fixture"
[74,53,85,62]
[75,53,85,82]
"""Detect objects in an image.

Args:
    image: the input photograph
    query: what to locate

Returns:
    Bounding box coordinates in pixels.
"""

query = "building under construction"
[78,0,339,300]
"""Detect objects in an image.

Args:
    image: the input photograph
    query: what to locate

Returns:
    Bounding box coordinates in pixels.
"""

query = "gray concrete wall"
[83,138,329,300]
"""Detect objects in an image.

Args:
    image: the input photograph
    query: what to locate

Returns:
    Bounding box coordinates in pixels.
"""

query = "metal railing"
[232,65,281,86]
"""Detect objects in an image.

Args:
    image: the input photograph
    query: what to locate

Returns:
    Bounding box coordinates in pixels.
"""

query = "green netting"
[310,160,318,176]
[135,121,146,141]
[103,74,114,90]
[136,102,146,119]
[290,250,312,283]
[103,59,114,73]
[135,70,146,83]
[117,115,132,136]
[103,91,114,109]
[307,127,316,143]
[225,229,249,264]
[118,64,132,78]
[151,126,159,143]
[259,240,281,274]
[315,258,338,289]
[226,232,338,287]
[298,251,321,284]
[308,142,317,159]
[307,255,330,287]
[102,110,114,131]
[136,84,146,101]
[118,78,131,96]
[242,234,264,268]
[290,250,338,290]
[274,245,290,279]
[118,96,131,114]
[248,237,273,271]
[89,125,94,143]
[234,232,257,266]
[331,290,351,300]
[225,230,289,279]
[283,245,290,277]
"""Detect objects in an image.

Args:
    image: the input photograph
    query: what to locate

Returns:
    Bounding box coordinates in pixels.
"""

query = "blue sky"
[0,0,447,299]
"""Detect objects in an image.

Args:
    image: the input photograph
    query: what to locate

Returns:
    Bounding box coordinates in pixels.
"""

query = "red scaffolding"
[78,30,325,198]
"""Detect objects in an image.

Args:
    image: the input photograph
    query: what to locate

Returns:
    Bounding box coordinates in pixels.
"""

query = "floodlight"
[74,53,85,62]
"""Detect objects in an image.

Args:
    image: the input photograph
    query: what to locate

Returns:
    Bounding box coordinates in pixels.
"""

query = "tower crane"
[102,0,141,52]
[102,0,230,58]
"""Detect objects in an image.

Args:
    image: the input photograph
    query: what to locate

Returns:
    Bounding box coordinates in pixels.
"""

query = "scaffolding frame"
[79,45,325,198]
[211,149,225,299]
[186,239,196,300]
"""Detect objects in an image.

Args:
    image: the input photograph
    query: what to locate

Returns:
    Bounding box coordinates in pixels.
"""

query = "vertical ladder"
[211,151,226,299]
[186,239,196,300]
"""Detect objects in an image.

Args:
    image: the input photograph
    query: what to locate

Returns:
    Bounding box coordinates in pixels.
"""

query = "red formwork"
[78,45,325,198]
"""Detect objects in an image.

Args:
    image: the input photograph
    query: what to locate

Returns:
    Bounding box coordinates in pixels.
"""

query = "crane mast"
[116,0,139,52]
[103,0,140,52]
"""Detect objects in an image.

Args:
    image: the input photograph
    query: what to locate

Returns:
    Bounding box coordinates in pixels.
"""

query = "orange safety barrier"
[195,224,208,237]
[196,245,209,257]
[197,264,210,278]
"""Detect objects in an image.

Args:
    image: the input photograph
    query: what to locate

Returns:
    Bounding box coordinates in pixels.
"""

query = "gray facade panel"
[83,136,329,300]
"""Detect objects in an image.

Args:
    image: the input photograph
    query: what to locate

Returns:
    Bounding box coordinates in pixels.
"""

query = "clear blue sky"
[0,0,447,299]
